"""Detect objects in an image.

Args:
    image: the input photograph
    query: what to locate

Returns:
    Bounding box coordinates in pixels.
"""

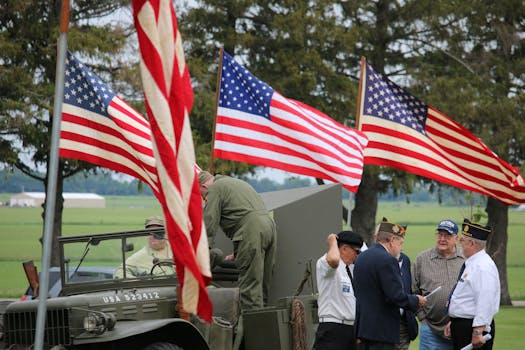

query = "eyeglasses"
[343,245,361,255]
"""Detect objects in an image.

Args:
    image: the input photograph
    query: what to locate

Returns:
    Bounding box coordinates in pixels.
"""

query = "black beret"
[337,230,364,248]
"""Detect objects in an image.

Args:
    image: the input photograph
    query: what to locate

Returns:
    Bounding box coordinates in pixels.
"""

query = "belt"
[319,317,354,325]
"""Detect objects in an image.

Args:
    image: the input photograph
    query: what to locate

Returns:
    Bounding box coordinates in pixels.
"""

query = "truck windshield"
[61,231,176,286]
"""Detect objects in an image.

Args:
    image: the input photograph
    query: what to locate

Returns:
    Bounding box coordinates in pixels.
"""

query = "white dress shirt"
[449,249,500,328]
[316,253,356,323]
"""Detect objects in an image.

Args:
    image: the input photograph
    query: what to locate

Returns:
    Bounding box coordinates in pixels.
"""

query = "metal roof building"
[9,192,105,208]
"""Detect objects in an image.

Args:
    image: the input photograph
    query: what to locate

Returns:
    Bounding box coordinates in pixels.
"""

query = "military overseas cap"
[378,217,407,237]
[337,230,364,248]
[145,215,164,228]
[461,219,491,241]
[437,219,458,235]
[198,170,213,185]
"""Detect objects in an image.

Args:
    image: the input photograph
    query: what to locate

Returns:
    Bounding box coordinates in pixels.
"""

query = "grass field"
[1,193,523,348]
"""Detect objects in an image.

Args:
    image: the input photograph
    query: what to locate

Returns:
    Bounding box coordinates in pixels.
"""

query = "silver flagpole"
[34,1,70,349]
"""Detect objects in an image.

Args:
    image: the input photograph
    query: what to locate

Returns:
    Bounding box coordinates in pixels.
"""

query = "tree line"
[0,168,315,196]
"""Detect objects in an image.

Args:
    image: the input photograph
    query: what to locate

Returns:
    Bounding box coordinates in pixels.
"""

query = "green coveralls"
[203,175,277,310]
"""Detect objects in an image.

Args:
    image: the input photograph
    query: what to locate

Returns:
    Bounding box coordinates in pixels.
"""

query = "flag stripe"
[215,112,364,170]
[133,0,212,321]
[62,106,155,159]
[363,122,524,201]
[214,51,368,192]
[215,141,362,187]
[358,60,525,205]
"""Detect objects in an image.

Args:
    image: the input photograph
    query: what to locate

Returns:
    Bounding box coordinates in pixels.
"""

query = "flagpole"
[209,47,224,174]
[355,56,366,130]
[34,1,70,349]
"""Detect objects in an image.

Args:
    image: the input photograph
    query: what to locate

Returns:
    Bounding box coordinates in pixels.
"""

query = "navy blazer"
[353,244,419,344]
[399,253,419,341]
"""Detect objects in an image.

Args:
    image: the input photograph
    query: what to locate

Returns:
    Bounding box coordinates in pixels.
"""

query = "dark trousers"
[359,340,395,350]
[450,318,495,350]
[313,323,356,350]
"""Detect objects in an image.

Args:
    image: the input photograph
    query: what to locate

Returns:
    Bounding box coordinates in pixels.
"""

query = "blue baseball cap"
[437,219,458,235]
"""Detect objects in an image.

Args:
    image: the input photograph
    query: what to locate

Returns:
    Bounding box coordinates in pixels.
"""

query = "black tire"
[142,342,183,350]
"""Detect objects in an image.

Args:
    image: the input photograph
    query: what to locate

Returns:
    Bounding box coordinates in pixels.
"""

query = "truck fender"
[74,318,209,350]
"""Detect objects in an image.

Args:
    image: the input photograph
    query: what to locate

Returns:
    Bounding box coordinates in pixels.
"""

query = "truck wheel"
[142,342,183,350]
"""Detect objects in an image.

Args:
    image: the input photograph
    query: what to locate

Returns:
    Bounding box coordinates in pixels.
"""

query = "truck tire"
[142,342,183,350]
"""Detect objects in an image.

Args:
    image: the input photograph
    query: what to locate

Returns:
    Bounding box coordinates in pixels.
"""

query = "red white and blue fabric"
[132,0,211,321]
[358,60,525,205]
[60,51,159,192]
[214,51,368,192]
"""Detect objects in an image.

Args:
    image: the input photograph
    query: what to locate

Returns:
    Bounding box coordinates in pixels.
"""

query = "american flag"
[358,59,525,205]
[214,51,368,192]
[60,51,159,193]
[132,0,212,321]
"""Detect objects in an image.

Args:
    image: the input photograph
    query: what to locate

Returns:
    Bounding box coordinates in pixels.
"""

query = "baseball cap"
[437,219,458,235]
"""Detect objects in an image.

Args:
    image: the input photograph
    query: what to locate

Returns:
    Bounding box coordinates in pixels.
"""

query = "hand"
[327,233,338,245]
[444,321,451,338]
[472,333,485,348]
[225,253,234,261]
[416,295,427,307]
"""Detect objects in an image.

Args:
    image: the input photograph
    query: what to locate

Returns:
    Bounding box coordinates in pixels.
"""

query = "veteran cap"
[337,230,364,248]
[461,219,491,241]
[437,219,458,235]
[378,217,407,237]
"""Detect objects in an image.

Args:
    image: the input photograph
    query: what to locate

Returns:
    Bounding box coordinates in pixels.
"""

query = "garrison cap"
[337,230,364,248]
[145,215,164,228]
[378,217,407,237]
[198,171,213,185]
[461,219,491,241]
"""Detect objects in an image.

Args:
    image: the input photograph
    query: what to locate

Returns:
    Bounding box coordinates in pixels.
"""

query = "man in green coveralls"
[198,171,277,310]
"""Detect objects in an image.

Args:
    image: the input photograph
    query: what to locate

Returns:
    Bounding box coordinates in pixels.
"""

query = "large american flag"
[60,51,158,192]
[214,51,368,192]
[358,59,525,205]
[132,0,211,321]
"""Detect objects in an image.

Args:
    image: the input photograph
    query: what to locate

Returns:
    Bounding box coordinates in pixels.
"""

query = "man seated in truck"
[113,216,175,278]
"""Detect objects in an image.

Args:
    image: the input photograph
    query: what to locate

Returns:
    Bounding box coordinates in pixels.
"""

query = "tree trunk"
[351,167,379,245]
[485,197,511,305]
[41,161,64,267]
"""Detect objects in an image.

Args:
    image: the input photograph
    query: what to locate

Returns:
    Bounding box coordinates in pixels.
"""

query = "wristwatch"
[472,329,483,335]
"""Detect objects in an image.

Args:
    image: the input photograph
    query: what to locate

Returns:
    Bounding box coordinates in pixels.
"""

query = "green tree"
[0,0,134,265]
[412,0,525,305]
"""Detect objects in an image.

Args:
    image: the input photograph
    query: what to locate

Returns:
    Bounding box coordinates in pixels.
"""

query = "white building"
[9,192,105,208]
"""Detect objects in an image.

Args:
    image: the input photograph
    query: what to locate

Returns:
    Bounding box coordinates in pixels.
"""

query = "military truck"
[2,184,343,350]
